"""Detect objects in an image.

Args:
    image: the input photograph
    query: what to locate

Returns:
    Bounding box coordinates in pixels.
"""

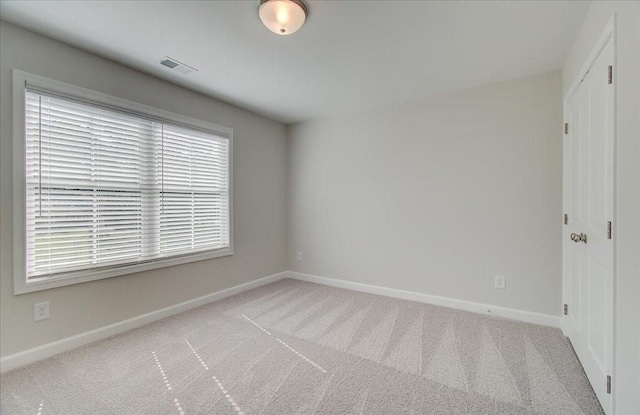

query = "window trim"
[12,70,234,294]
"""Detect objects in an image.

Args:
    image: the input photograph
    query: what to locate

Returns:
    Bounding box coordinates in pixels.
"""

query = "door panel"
[569,103,582,222]
[569,249,582,330]
[587,257,606,370]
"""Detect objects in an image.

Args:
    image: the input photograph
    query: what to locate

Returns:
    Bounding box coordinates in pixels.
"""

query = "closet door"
[563,36,614,414]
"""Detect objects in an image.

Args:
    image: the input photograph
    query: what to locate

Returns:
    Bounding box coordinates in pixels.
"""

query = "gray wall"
[287,71,563,317]
[0,22,288,356]
[562,3,640,414]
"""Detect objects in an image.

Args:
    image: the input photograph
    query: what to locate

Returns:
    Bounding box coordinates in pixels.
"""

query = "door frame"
[561,14,616,411]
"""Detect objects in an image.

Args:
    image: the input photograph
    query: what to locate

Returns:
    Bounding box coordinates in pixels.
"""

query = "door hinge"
[564,123,569,134]
[607,221,612,239]
[607,375,612,394]
[563,304,568,315]
[564,214,568,225]
[608,66,613,84]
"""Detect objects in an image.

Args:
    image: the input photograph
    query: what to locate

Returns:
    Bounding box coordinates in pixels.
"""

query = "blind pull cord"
[161,124,164,213]
[38,95,42,217]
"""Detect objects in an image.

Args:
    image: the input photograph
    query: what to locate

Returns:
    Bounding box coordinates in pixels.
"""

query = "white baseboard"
[1,269,560,373]
[0,271,287,373]
[287,271,560,328]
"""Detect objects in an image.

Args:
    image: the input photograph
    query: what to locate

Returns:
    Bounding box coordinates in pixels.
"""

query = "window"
[13,71,233,293]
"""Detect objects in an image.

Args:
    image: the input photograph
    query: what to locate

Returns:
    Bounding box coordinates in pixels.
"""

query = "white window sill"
[15,248,233,295]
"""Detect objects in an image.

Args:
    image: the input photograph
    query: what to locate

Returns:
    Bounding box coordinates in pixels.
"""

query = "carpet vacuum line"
[184,338,245,415]
[151,351,186,415]
[241,314,328,373]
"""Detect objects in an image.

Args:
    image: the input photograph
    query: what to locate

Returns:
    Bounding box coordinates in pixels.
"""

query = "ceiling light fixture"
[258,0,308,35]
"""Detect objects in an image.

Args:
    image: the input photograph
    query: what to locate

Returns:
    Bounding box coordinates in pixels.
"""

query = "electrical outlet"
[296,251,303,261]
[495,275,506,290]
[34,301,50,321]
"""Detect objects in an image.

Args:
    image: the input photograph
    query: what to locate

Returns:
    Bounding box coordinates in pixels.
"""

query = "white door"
[563,36,614,414]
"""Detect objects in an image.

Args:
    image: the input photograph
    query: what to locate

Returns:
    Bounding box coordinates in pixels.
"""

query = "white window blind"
[25,89,230,280]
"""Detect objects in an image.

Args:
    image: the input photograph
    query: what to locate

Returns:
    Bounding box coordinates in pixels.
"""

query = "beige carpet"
[1,278,603,414]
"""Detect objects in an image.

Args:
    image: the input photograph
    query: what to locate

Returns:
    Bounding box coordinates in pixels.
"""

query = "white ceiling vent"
[158,56,197,75]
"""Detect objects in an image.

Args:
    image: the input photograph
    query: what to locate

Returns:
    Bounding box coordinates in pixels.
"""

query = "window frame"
[12,70,234,294]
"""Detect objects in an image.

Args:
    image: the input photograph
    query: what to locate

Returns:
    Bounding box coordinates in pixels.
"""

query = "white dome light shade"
[258,0,307,35]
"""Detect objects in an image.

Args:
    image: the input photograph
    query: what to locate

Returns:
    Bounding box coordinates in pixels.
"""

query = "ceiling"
[0,0,590,124]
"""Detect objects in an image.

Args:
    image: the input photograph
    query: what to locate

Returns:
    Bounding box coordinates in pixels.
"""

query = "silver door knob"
[570,232,587,243]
